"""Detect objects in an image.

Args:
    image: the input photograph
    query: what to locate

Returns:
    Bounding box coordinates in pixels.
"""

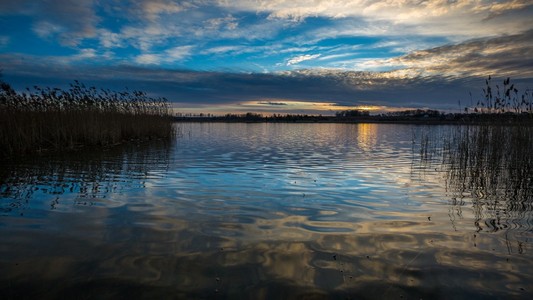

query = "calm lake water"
[1,123,532,299]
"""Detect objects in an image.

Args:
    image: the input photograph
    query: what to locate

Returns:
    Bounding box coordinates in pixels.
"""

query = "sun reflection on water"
[356,123,378,151]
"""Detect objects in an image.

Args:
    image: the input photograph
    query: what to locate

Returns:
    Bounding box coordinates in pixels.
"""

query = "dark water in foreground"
[1,123,532,299]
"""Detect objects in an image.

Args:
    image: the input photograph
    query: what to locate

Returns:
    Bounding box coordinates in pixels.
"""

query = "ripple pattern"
[1,123,532,299]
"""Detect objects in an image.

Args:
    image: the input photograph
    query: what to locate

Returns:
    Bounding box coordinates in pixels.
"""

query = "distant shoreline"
[173,114,533,125]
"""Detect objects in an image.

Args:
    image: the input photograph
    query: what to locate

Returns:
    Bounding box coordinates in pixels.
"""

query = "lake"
[1,123,532,299]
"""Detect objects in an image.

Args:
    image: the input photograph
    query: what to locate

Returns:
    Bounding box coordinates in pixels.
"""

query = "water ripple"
[1,123,532,299]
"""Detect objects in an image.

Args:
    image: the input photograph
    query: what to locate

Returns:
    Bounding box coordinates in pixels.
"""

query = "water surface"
[1,123,531,299]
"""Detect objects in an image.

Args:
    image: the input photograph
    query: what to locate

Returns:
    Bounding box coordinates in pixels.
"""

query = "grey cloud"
[1,0,99,46]
[259,101,289,106]
[115,0,193,21]
[393,30,533,78]
[99,3,288,54]
[0,0,37,13]
[0,53,499,111]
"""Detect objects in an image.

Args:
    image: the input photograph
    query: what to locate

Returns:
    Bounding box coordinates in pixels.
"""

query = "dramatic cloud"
[1,1,532,113]
[0,52,513,113]
[220,0,532,37]
[377,30,533,78]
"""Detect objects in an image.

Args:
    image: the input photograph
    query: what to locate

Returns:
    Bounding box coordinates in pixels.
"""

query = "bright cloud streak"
[287,54,321,66]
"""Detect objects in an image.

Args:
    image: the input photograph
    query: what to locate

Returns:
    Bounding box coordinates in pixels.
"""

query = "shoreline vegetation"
[0,78,174,158]
[176,77,532,124]
[174,110,533,124]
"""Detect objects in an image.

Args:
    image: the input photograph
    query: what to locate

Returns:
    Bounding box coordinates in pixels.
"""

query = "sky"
[1,0,532,115]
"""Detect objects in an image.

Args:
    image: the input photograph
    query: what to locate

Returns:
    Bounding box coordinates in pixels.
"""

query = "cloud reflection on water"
[1,123,532,298]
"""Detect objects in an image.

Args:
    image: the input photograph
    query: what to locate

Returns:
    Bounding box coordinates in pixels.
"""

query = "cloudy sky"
[1,0,532,114]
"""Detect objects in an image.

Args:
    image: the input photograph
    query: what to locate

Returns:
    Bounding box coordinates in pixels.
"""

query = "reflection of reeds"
[444,125,533,205]
[418,124,533,253]
[0,80,174,157]
[0,141,172,214]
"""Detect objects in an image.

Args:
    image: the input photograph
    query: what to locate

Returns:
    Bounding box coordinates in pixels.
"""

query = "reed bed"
[443,125,533,204]
[0,80,174,157]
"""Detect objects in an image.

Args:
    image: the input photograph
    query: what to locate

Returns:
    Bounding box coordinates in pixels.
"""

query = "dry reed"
[0,79,174,157]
